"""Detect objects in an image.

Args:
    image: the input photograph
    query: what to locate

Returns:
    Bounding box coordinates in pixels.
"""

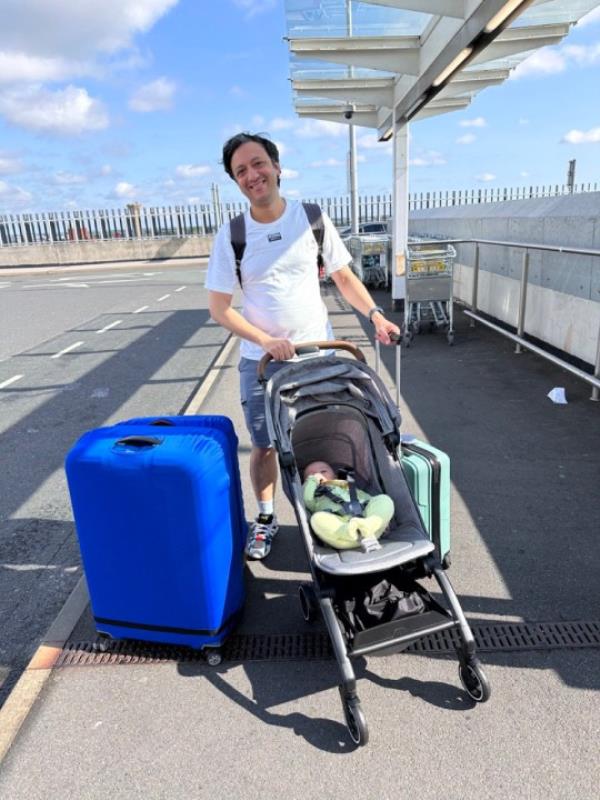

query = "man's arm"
[330,266,400,344]
[208,290,296,360]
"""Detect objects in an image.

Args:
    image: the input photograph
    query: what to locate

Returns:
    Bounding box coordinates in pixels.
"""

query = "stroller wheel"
[298,583,318,623]
[340,689,369,747]
[459,658,491,703]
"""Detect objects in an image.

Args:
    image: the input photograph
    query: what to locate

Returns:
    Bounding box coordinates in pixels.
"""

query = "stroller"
[260,340,490,747]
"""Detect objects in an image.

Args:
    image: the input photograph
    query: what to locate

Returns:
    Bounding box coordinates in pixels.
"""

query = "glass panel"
[285,0,432,39]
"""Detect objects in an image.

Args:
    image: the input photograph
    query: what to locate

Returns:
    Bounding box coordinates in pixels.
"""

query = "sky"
[0,0,599,214]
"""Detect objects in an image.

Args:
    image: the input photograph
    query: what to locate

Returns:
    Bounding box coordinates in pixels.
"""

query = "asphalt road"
[0,260,226,706]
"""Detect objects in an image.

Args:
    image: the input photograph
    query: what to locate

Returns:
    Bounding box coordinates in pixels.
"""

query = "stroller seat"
[312,520,434,577]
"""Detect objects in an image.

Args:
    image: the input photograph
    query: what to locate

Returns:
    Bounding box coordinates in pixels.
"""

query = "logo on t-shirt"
[268,232,282,242]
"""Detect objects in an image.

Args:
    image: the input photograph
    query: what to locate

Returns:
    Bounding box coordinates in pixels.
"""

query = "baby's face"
[305,461,336,482]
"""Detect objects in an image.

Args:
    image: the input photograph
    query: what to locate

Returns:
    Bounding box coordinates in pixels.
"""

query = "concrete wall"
[0,235,214,268]
[409,193,600,365]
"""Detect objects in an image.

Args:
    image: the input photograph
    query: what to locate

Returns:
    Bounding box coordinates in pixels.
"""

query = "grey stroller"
[260,340,490,747]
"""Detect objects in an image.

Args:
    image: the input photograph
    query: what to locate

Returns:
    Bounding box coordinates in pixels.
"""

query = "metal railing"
[409,238,600,402]
[3,182,598,247]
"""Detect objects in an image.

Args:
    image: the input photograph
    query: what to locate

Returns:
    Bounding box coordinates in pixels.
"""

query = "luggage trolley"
[404,240,456,345]
[345,234,391,289]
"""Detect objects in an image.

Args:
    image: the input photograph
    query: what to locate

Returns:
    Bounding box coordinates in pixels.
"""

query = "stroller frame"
[260,340,490,746]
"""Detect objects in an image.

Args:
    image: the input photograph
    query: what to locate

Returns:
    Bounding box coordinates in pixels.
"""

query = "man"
[206,132,400,560]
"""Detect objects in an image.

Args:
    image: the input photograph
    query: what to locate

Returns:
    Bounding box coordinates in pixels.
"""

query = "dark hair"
[221,132,280,181]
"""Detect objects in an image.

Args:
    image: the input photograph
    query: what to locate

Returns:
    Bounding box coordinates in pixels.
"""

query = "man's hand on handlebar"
[373,316,401,345]
[262,337,296,361]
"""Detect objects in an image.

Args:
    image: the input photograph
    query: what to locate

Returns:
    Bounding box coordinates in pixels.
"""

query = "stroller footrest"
[349,608,455,657]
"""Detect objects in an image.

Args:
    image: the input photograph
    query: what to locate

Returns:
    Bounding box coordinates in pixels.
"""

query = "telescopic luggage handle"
[375,331,402,407]
[257,339,366,381]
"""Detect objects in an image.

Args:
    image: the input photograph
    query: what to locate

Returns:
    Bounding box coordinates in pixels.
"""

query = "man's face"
[230,141,281,207]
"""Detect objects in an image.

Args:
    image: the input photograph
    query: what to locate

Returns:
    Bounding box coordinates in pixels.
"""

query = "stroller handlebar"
[257,340,366,381]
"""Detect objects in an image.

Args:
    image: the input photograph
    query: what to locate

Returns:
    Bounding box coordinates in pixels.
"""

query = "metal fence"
[1,181,597,247]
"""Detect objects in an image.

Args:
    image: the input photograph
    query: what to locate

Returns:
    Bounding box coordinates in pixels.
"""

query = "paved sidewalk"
[0,292,598,800]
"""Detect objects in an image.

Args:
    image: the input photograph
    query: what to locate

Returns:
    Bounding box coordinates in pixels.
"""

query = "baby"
[302,460,394,551]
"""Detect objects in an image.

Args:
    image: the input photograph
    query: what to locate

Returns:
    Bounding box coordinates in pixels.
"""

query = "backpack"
[229,201,325,289]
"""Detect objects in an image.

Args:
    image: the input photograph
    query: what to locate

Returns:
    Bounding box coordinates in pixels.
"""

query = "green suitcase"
[400,434,451,567]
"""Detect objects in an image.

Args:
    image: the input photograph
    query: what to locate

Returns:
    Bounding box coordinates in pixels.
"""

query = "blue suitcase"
[118,415,247,553]
[65,418,246,653]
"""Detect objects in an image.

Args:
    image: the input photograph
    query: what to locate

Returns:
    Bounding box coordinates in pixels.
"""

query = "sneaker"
[245,514,279,560]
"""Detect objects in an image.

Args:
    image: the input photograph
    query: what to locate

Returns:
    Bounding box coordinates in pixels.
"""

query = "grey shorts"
[238,357,287,449]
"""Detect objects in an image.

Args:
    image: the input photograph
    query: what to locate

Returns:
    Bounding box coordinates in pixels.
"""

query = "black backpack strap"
[302,202,325,270]
[229,213,246,288]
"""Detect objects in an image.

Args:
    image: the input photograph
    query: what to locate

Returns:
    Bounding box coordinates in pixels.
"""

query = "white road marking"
[51,341,84,358]
[0,283,11,289]
[157,294,170,302]
[175,286,186,292]
[96,278,151,285]
[133,305,148,313]
[0,374,23,389]
[97,320,122,333]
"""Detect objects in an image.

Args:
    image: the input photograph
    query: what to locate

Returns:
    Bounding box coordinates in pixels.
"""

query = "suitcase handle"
[257,339,366,381]
[147,419,174,426]
[114,435,163,448]
[375,331,402,407]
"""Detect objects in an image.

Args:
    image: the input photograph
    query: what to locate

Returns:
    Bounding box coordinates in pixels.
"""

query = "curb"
[0,332,235,765]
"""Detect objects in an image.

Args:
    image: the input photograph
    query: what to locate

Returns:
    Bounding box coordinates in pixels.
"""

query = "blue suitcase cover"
[118,415,247,552]
[65,423,245,649]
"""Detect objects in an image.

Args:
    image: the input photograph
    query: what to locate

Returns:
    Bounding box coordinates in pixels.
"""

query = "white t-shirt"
[205,199,352,361]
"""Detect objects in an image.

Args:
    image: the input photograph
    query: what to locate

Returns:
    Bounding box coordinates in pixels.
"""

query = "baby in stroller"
[302,460,395,553]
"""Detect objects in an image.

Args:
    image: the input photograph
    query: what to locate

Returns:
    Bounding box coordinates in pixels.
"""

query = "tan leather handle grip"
[257,339,366,381]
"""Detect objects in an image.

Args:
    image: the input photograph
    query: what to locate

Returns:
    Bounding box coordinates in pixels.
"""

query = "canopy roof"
[285,0,600,138]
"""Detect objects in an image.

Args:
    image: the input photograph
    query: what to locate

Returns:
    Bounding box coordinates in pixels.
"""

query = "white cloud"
[280,167,299,179]
[296,119,346,139]
[459,117,486,128]
[100,164,112,176]
[129,77,176,112]
[231,0,277,18]
[409,151,446,167]
[187,196,200,204]
[578,7,600,27]
[283,188,300,197]
[0,85,109,135]
[0,51,91,85]
[53,171,87,185]
[512,42,600,80]
[476,172,496,182]
[270,117,294,131]
[520,171,529,178]
[229,85,247,98]
[274,140,288,157]
[512,48,566,78]
[114,181,137,198]
[175,163,211,179]
[562,127,600,144]
[456,133,476,145]
[0,1,179,62]
[310,158,343,168]
[562,43,600,66]
[0,156,22,175]
[0,179,32,206]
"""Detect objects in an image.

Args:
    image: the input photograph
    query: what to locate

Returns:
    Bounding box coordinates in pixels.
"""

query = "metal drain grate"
[56,620,600,668]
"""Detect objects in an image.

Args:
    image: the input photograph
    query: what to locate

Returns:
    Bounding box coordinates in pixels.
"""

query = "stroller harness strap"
[314,473,366,517]
[230,202,325,289]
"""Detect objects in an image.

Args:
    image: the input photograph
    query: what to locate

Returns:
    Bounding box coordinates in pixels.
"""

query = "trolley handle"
[114,435,163,449]
[257,339,366,381]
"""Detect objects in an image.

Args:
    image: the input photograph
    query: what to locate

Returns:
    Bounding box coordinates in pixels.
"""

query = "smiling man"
[206,132,399,560]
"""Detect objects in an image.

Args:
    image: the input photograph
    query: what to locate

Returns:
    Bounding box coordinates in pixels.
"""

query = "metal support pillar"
[391,122,409,309]
[515,251,530,353]
[347,0,359,235]
[470,243,480,327]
